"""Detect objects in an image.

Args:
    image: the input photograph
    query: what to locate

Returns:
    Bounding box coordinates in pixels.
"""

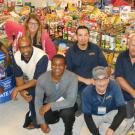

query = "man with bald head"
[11,35,48,129]
[115,34,135,101]
[115,34,135,128]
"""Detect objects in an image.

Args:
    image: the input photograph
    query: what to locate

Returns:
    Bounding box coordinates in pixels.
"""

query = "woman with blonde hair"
[4,13,56,60]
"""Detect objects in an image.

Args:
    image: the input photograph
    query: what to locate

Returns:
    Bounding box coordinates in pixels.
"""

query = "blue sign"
[0,49,15,103]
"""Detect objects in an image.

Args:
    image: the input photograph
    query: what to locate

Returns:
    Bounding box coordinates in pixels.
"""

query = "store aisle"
[0,96,84,135]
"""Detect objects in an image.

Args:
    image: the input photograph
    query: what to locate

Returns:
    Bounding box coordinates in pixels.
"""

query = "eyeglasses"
[28,22,39,26]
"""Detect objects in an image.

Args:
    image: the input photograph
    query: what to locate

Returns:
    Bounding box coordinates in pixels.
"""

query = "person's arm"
[106,81,126,134]
[66,50,94,85]
[97,47,108,67]
[11,58,25,100]
[109,105,126,131]
[15,77,32,101]
[50,74,78,111]
[77,75,94,85]
[11,76,36,100]
[14,55,48,92]
[116,77,135,98]
[79,46,108,84]
[42,31,56,60]
[82,85,100,134]
[84,114,100,135]
[12,55,48,100]
[13,79,37,92]
[33,55,48,79]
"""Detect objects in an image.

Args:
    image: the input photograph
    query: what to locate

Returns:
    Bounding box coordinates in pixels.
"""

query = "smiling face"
[28,18,39,34]
[18,36,33,61]
[51,57,66,78]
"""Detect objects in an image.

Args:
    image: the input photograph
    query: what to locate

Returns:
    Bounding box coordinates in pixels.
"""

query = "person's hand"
[20,90,32,102]
[11,87,19,100]
[0,86,4,94]
[84,78,94,85]
[40,123,50,133]
[5,55,12,65]
[131,89,135,98]
[39,103,51,116]
[105,128,114,135]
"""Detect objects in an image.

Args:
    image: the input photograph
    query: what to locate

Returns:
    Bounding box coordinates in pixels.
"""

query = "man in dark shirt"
[115,34,135,128]
[66,26,108,112]
[115,34,135,101]
[82,66,129,135]
[11,35,48,129]
[66,26,108,91]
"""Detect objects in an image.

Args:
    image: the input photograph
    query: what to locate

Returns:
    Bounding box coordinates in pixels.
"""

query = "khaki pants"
[80,110,134,135]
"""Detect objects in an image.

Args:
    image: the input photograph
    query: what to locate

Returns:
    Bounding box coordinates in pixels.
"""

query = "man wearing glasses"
[81,66,129,135]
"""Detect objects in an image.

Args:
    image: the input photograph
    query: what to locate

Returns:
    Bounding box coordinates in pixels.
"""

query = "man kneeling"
[35,54,78,135]
[82,66,128,135]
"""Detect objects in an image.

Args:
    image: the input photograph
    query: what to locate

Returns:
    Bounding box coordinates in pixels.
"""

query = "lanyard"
[98,94,106,106]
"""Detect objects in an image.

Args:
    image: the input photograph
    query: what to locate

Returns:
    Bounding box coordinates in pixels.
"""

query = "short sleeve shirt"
[66,42,108,78]
[13,55,48,80]
[115,50,135,101]
[82,80,125,115]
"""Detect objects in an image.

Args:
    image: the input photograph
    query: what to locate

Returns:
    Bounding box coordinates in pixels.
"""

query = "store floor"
[0,96,135,135]
[0,96,85,135]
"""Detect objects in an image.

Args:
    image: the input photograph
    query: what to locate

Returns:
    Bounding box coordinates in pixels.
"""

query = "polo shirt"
[13,47,48,80]
[66,42,108,91]
[115,50,135,101]
[82,80,125,115]
[14,55,48,80]
[66,42,108,78]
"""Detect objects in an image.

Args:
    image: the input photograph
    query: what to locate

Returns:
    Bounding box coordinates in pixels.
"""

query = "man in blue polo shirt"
[11,35,48,129]
[115,34,135,101]
[66,26,108,113]
[66,26,108,91]
[81,66,130,135]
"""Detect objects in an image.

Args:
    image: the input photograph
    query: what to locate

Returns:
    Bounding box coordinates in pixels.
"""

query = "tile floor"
[0,96,135,135]
[0,96,84,135]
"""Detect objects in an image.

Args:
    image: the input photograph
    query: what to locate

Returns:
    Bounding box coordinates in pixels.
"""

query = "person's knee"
[60,108,75,122]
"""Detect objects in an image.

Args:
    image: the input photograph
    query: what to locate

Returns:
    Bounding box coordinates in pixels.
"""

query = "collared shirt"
[66,42,108,91]
[66,42,108,78]
[115,50,135,101]
[21,49,33,63]
[35,70,78,124]
[13,55,48,80]
[82,80,125,115]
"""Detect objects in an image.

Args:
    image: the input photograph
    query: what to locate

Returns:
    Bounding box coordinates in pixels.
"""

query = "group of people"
[1,13,135,135]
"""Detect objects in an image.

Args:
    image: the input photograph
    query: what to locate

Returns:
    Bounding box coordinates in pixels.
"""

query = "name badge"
[98,106,106,115]
[56,97,64,102]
